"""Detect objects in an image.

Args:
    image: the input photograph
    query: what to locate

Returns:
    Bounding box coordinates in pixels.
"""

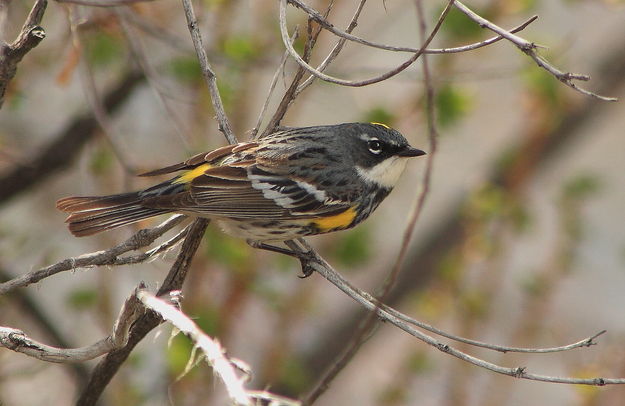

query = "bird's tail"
[56,192,169,237]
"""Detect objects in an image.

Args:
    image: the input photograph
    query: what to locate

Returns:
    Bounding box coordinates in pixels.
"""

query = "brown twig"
[67,7,136,174]
[288,239,625,386]
[260,3,331,137]
[0,0,47,108]
[55,0,156,6]
[0,215,186,295]
[278,0,454,87]
[301,2,440,403]
[180,0,236,144]
[453,0,616,101]
[76,218,209,406]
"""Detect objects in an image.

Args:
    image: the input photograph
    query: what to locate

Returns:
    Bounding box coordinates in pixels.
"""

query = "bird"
[57,123,425,246]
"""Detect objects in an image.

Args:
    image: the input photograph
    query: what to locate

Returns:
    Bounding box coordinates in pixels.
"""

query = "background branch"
[0,0,47,108]
[0,70,144,205]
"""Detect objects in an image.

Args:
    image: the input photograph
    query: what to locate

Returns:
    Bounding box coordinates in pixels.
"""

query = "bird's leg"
[247,240,317,278]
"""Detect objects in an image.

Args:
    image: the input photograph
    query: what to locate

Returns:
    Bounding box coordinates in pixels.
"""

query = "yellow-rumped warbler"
[57,123,425,241]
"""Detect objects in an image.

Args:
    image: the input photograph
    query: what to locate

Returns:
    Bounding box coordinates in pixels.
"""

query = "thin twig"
[294,0,367,98]
[250,28,298,139]
[453,0,616,101]
[0,215,186,295]
[261,4,330,137]
[137,290,252,405]
[287,0,537,56]
[77,218,209,406]
[67,7,135,174]
[56,0,156,6]
[116,9,191,150]
[292,239,625,386]
[383,0,438,294]
[180,0,236,143]
[0,286,145,362]
[0,0,47,108]
[278,0,453,87]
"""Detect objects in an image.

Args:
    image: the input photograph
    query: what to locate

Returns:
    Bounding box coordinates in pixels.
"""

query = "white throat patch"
[356,157,408,188]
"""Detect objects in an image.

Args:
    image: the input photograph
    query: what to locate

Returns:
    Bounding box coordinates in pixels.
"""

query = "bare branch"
[0,0,47,108]
[137,290,253,406]
[67,7,136,174]
[0,215,186,295]
[77,218,209,406]
[286,0,536,56]
[0,70,144,204]
[250,28,298,139]
[291,239,625,386]
[294,0,367,98]
[180,0,236,144]
[116,8,192,149]
[0,286,145,362]
[278,0,454,87]
[453,0,617,101]
[385,0,438,294]
[55,0,156,6]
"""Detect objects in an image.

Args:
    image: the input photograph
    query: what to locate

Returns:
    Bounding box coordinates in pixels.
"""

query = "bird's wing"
[142,161,351,219]
[137,142,258,177]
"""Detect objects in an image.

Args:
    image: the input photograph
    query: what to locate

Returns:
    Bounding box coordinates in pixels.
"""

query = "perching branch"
[288,239,625,386]
[0,0,47,108]
[0,215,186,295]
[77,218,209,406]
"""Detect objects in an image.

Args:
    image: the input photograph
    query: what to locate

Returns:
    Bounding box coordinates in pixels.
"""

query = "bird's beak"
[397,146,426,158]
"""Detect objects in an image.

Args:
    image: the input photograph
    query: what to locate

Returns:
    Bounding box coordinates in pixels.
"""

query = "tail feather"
[56,193,169,237]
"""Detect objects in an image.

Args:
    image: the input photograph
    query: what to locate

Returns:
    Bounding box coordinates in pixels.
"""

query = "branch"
[287,0,536,56]
[290,240,625,386]
[1,286,145,362]
[453,0,617,101]
[0,70,145,205]
[136,290,253,405]
[77,218,209,406]
[55,0,156,6]
[180,0,236,144]
[0,215,186,295]
[0,0,47,108]
[278,0,454,87]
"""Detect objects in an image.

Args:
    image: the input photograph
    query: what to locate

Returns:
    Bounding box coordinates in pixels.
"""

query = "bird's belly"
[216,218,310,242]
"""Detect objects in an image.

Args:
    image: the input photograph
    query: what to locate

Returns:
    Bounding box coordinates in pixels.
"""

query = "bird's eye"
[368,139,383,154]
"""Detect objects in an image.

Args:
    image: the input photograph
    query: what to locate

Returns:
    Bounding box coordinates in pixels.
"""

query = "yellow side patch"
[313,207,357,232]
[174,163,212,184]
[370,122,390,129]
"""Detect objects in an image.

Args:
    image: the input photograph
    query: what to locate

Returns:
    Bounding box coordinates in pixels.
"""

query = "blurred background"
[1,0,625,405]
